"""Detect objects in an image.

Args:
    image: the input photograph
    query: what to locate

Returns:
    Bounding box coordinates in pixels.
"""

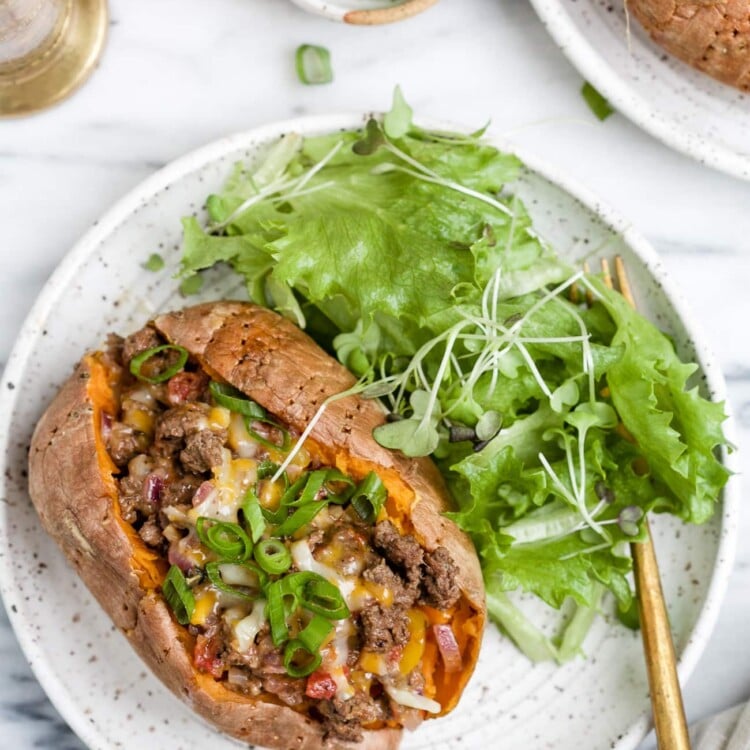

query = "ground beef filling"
[104,324,462,742]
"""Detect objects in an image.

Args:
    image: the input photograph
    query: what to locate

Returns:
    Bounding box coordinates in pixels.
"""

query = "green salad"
[176,90,730,662]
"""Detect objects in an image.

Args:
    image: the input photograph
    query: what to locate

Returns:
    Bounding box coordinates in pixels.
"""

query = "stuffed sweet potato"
[629,0,750,90]
[28,301,485,749]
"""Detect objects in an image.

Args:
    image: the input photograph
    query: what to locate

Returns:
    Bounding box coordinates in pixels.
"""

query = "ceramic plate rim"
[0,112,740,750]
[528,0,750,181]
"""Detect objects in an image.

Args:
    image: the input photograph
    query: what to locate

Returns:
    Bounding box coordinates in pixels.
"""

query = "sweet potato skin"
[29,355,400,749]
[28,301,485,749]
[628,0,750,90]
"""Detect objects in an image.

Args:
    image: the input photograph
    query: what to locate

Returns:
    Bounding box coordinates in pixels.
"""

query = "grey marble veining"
[1,0,749,747]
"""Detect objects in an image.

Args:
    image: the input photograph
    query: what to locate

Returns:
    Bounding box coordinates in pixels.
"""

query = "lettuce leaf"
[178,93,730,662]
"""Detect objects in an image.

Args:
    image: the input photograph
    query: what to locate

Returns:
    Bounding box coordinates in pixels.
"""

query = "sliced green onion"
[581,82,614,122]
[257,460,280,480]
[262,473,308,525]
[350,471,387,523]
[287,470,329,507]
[301,576,350,620]
[254,538,292,575]
[196,517,253,561]
[240,489,267,544]
[246,416,291,451]
[179,274,204,297]
[205,561,266,601]
[267,579,297,646]
[129,345,188,384]
[295,44,333,86]
[209,381,266,419]
[272,501,326,538]
[284,639,322,677]
[142,253,164,272]
[162,564,195,625]
[298,613,334,652]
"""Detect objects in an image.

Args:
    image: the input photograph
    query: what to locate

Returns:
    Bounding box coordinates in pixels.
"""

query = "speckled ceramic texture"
[528,0,750,181]
[0,114,739,750]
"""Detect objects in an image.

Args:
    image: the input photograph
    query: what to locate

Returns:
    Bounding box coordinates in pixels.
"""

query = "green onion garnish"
[272,501,327,538]
[179,274,204,296]
[287,469,329,507]
[196,517,253,561]
[254,538,292,575]
[246,417,291,451]
[350,471,387,523]
[129,344,188,384]
[209,381,266,419]
[142,253,164,272]
[300,576,350,620]
[162,565,195,625]
[267,580,292,646]
[205,561,266,601]
[283,639,322,678]
[581,82,614,122]
[257,460,280,480]
[295,44,333,86]
[298,613,334,652]
[240,489,267,544]
[262,473,308,526]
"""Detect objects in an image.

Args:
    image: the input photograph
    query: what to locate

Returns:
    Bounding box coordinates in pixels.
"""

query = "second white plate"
[529,0,750,180]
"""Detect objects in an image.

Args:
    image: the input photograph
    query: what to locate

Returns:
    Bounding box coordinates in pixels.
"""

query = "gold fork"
[581,257,691,750]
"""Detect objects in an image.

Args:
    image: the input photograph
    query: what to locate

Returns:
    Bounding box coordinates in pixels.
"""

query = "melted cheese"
[189,450,258,523]
[233,600,267,653]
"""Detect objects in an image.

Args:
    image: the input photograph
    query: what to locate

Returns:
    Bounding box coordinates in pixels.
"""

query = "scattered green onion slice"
[350,471,387,523]
[257,460,280,480]
[129,345,188,384]
[267,579,293,646]
[287,470,328,507]
[142,253,164,272]
[581,82,614,122]
[179,274,204,297]
[262,473,308,525]
[205,561,266,601]
[162,565,195,625]
[209,381,266,419]
[245,417,291,451]
[298,613,334,652]
[272,501,327,538]
[196,517,253,561]
[295,44,333,86]
[301,576,350,620]
[240,489,267,544]
[284,639,323,677]
[254,539,292,575]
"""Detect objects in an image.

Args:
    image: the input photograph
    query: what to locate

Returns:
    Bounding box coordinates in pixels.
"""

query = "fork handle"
[632,518,691,749]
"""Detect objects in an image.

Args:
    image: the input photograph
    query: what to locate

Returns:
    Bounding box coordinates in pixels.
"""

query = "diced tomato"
[305,670,337,700]
[167,371,208,405]
[194,634,224,679]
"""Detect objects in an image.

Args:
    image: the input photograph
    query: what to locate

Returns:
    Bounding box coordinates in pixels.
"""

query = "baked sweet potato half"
[629,0,750,90]
[28,301,485,749]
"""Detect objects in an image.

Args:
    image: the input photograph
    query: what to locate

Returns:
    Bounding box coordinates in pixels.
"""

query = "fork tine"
[600,258,613,291]
[614,255,636,308]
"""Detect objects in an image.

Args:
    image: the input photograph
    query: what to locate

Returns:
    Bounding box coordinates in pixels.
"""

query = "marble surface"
[0,0,748,747]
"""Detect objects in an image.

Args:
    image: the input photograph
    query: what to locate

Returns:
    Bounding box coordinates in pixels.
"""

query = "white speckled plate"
[529,0,750,180]
[0,114,739,750]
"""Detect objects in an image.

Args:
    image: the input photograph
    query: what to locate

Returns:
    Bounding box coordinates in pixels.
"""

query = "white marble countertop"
[1,0,748,747]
